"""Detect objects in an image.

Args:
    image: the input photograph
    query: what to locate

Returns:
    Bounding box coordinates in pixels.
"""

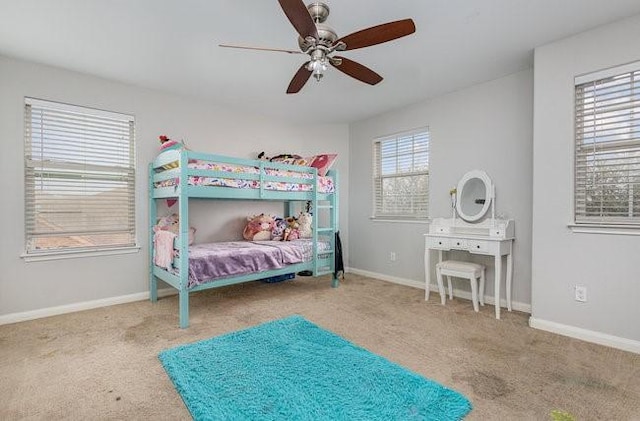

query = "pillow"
[308,154,337,176]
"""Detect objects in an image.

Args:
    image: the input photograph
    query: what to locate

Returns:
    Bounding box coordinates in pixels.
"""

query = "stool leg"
[436,267,446,305]
[470,276,479,312]
[479,270,485,306]
[447,276,453,299]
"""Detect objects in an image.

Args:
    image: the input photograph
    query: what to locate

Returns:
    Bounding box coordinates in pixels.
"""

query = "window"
[372,128,429,220]
[24,98,136,256]
[574,62,640,227]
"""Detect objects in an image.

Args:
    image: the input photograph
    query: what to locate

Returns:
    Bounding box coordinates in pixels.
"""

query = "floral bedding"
[155,160,335,193]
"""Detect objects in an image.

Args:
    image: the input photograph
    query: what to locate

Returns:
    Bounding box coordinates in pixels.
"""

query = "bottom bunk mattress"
[178,239,330,288]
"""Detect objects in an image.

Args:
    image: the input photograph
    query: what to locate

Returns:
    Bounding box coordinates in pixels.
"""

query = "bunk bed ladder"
[313,169,339,287]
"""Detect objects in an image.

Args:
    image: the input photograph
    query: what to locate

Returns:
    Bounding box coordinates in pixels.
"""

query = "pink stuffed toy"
[243,214,276,241]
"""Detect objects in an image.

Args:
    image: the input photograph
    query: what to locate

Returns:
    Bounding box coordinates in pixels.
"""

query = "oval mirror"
[455,170,493,222]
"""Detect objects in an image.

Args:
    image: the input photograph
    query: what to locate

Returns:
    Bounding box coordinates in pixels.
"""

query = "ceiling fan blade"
[219,44,303,55]
[287,62,312,94]
[331,56,383,85]
[336,19,416,51]
[278,0,319,40]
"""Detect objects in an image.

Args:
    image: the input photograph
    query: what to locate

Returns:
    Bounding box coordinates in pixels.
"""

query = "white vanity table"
[424,170,515,319]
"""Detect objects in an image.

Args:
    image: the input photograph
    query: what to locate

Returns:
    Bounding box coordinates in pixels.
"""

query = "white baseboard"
[346,267,532,313]
[529,317,640,354]
[347,267,425,290]
[0,288,177,326]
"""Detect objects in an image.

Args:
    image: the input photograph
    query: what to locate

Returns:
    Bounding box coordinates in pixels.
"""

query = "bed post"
[179,289,189,329]
[178,150,190,328]
[149,163,158,302]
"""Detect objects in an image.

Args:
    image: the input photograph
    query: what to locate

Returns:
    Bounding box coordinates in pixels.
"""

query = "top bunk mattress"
[155,160,335,193]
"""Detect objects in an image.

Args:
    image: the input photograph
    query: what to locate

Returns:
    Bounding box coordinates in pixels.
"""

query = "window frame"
[22,98,139,261]
[571,61,640,235]
[371,127,430,222]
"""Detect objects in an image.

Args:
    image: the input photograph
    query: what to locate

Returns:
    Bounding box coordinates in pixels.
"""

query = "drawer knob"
[476,245,481,249]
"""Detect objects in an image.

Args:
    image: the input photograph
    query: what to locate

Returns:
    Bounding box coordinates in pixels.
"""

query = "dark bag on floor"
[335,231,344,279]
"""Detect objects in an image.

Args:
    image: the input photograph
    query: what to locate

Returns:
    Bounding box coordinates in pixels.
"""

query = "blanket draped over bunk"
[185,240,329,288]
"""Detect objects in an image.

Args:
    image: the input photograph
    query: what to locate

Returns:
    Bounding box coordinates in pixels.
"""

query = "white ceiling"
[2,0,640,124]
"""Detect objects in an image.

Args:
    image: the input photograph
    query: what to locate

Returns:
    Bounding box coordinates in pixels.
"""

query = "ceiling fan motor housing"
[298,2,337,50]
[298,22,337,50]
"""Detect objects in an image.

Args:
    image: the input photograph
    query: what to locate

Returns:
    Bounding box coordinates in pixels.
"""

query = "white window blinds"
[574,64,640,225]
[373,128,429,219]
[24,98,136,253]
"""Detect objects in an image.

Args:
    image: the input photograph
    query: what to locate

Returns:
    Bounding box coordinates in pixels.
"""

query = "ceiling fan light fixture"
[308,58,328,81]
[307,48,329,81]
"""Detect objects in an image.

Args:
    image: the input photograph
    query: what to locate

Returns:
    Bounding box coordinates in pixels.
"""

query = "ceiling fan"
[219,1,416,94]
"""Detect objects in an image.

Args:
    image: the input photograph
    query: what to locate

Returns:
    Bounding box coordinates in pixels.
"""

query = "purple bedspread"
[186,240,321,288]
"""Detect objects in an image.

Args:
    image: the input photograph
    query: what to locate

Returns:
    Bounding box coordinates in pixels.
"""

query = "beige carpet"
[1,274,639,420]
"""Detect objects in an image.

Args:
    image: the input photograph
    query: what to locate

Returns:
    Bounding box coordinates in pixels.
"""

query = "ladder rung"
[317,228,334,233]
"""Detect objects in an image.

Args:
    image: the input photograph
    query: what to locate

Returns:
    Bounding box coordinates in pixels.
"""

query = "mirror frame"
[456,170,493,222]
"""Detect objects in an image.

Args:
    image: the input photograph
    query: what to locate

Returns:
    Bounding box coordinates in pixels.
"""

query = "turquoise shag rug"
[159,315,471,420]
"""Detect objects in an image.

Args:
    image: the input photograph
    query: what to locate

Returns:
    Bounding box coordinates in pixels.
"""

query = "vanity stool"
[435,260,486,312]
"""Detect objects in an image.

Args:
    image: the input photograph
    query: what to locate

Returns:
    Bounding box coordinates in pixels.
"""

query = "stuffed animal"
[282,216,300,241]
[269,154,309,166]
[243,213,276,241]
[271,217,287,241]
[297,212,312,238]
[156,213,195,245]
[158,134,188,152]
[159,134,179,151]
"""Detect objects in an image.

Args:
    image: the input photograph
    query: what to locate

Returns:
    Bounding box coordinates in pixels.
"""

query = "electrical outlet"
[575,285,587,302]
[389,252,397,262]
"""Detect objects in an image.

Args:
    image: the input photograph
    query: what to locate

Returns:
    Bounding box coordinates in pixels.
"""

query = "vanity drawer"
[450,239,468,249]
[425,236,450,249]
[468,240,489,253]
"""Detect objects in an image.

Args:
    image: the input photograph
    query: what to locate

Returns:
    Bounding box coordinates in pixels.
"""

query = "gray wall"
[349,69,534,306]
[532,15,640,341]
[0,55,349,317]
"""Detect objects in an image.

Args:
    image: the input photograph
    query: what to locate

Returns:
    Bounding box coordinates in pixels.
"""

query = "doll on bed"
[282,216,300,241]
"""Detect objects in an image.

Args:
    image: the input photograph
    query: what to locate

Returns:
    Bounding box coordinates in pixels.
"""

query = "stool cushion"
[435,260,485,312]
[436,260,484,273]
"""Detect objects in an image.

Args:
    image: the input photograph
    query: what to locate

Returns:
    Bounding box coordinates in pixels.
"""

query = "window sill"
[370,216,430,224]
[21,245,141,262]
[567,224,640,236]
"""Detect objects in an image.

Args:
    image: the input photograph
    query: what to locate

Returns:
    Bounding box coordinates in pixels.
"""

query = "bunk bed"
[149,148,339,328]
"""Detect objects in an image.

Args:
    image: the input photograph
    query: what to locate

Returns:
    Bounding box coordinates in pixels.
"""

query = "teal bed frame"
[149,149,339,328]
